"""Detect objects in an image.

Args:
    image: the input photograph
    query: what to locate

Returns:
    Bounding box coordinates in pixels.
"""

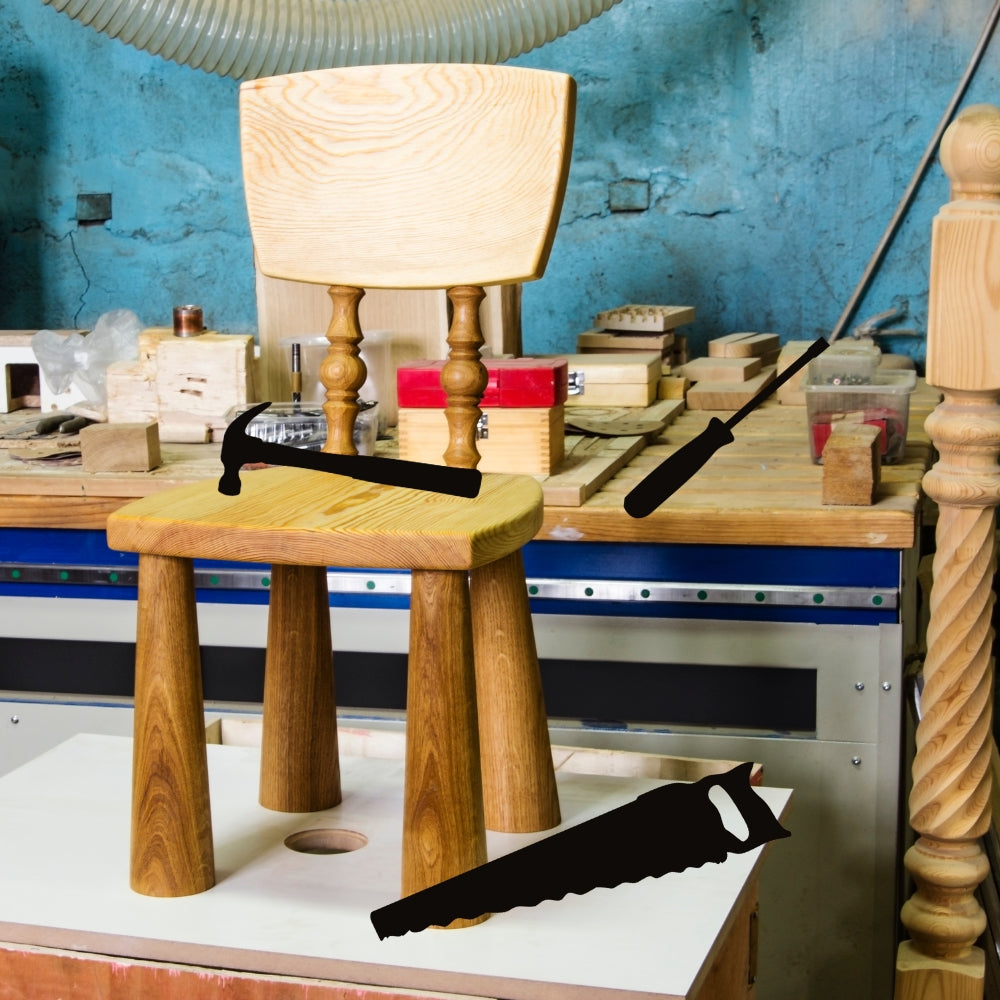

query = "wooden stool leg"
[471,551,560,832]
[260,564,341,812]
[403,569,488,926]
[130,553,214,897]
[260,566,341,812]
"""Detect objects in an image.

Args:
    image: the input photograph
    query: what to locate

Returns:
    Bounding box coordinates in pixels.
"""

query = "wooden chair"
[106,64,575,920]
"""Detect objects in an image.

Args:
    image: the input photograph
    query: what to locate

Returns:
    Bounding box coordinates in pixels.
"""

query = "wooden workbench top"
[0,382,940,548]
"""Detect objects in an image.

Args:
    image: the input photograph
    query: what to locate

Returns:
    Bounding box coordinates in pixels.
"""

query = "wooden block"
[658,375,689,399]
[398,405,564,474]
[155,333,255,441]
[776,340,815,405]
[80,421,161,473]
[685,366,777,410]
[677,357,762,382]
[708,332,781,358]
[594,304,695,332]
[106,361,158,423]
[577,329,675,353]
[821,422,881,505]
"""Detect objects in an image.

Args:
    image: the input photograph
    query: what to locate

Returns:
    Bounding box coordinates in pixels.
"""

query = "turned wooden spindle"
[895,103,1000,1000]
[321,284,367,456]
[441,285,489,470]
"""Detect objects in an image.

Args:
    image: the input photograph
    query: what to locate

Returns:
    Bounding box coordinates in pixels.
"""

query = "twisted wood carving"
[896,103,1000,1000]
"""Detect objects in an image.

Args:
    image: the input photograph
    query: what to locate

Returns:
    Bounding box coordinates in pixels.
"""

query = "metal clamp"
[477,413,489,440]
[568,370,585,396]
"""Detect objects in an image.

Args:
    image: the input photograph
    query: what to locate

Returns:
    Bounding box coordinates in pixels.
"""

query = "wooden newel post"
[895,104,1000,1000]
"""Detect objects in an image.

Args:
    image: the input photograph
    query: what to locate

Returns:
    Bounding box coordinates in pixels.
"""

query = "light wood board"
[0,734,790,1000]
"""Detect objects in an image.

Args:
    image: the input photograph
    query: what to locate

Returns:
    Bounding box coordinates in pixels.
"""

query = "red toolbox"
[397,357,569,408]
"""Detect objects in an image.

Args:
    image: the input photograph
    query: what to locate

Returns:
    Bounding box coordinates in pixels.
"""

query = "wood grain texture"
[106,467,543,570]
[708,333,780,359]
[80,421,160,473]
[821,423,881,506]
[470,550,560,833]
[320,286,367,456]
[896,104,1000,1000]
[240,64,574,289]
[403,569,488,921]
[441,286,487,470]
[685,367,776,410]
[398,406,564,475]
[0,943,490,1000]
[130,553,214,897]
[260,564,341,813]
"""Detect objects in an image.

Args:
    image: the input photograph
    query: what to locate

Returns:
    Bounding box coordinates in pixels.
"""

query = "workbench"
[0,383,940,1000]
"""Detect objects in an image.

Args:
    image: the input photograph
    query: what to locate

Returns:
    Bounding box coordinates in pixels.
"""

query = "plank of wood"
[594,304,695,332]
[677,357,762,382]
[686,367,777,410]
[539,434,647,506]
[577,329,675,353]
[708,332,781,359]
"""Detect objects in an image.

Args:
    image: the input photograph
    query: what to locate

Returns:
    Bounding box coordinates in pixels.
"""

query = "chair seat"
[106,465,543,570]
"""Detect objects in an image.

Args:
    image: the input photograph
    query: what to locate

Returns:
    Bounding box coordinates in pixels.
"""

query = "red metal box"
[396,357,568,408]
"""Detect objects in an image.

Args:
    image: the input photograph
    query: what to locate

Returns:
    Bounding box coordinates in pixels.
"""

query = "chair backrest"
[240,64,576,290]
[239,63,575,466]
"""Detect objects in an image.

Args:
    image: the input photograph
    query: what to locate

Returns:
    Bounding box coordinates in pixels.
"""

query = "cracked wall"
[3,0,1000,362]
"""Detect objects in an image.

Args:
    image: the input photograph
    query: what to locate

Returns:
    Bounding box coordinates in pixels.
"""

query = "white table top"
[0,734,791,999]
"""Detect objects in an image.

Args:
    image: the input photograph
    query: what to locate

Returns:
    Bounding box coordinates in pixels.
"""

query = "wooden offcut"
[577,328,675,353]
[686,367,777,410]
[80,422,161,473]
[658,375,689,399]
[677,356,762,382]
[708,332,780,359]
[821,422,881,505]
[776,340,815,405]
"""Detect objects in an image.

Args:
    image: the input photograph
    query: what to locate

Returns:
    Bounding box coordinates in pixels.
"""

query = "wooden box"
[397,357,568,408]
[397,405,564,474]
[553,352,660,407]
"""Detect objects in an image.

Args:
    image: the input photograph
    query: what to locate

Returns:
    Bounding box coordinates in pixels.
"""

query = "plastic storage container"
[226,401,379,456]
[805,369,916,464]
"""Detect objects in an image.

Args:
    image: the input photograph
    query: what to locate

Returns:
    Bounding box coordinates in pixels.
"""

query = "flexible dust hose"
[41,0,621,79]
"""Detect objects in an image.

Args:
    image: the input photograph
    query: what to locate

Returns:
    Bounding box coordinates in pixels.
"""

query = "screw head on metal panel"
[881,681,892,691]
[851,756,862,766]
[855,681,865,691]
[9,715,19,724]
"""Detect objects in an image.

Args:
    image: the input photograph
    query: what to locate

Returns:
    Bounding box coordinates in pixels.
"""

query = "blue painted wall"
[3,0,1000,363]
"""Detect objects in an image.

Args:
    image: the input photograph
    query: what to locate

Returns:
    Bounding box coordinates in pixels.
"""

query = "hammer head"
[218,401,272,495]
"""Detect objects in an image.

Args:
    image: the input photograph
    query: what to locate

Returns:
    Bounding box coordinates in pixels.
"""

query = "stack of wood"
[675,332,780,410]
[106,327,256,442]
[577,304,694,367]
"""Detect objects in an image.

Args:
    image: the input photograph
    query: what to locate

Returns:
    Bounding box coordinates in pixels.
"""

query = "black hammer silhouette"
[370,761,790,938]
[218,401,482,499]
